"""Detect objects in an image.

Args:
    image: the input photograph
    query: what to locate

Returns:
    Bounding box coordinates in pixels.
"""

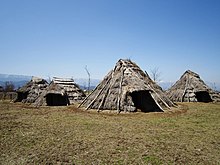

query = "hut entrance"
[195,91,212,102]
[130,90,162,112]
[46,93,69,106]
[16,92,28,102]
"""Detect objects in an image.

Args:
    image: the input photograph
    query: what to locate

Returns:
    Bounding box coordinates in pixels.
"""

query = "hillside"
[0,74,100,90]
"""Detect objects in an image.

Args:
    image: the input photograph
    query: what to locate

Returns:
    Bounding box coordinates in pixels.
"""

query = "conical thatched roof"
[79,59,175,112]
[166,70,220,102]
[15,76,48,103]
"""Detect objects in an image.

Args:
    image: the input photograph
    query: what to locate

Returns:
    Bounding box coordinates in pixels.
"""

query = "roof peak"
[184,70,200,78]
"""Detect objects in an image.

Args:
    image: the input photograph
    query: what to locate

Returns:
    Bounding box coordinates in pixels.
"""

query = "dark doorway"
[46,93,69,106]
[15,92,28,102]
[195,91,212,103]
[130,90,163,112]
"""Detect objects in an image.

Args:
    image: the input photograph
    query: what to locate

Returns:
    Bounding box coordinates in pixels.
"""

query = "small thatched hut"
[79,59,175,112]
[33,82,69,106]
[15,76,48,103]
[52,77,86,104]
[33,77,85,106]
[166,70,220,102]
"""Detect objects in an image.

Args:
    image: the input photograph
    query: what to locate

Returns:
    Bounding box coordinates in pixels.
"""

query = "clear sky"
[0,0,220,83]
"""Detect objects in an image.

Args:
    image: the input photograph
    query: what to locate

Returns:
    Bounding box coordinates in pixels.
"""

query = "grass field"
[0,101,220,164]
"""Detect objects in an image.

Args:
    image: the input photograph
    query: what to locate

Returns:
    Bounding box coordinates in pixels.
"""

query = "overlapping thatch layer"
[166,70,220,102]
[15,76,48,103]
[52,77,86,104]
[33,77,86,106]
[79,59,175,112]
[33,82,69,106]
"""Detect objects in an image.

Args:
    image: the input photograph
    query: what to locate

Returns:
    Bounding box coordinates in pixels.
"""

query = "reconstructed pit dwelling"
[15,77,86,106]
[15,77,48,103]
[34,77,86,106]
[166,70,220,102]
[79,59,175,112]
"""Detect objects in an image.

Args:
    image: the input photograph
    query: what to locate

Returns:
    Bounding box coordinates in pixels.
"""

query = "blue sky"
[0,0,220,83]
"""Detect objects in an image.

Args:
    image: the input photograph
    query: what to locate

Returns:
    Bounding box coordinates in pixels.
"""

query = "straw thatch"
[33,77,85,106]
[52,77,86,104]
[79,59,175,112]
[33,82,69,106]
[166,70,220,102]
[15,76,48,103]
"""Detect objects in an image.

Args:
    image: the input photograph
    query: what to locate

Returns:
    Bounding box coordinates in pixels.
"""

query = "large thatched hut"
[15,76,48,103]
[79,59,175,112]
[166,70,220,102]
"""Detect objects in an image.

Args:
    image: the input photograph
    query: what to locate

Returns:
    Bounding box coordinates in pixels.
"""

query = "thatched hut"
[166,70,220,102]
[79,59,175,112]
[33,82,69,106]
[52,77,86,104]
[15,76,48,103]
[33,77,85,106]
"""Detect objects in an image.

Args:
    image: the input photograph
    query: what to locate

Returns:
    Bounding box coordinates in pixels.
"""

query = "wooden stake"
[85,74,112,110]
[182,74,189,102]
[117,69,124,113]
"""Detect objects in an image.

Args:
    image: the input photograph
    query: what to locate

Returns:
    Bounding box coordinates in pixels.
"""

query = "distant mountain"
[0,74,32,89]
[74,78,100,90]
[74,78,100,86]
[1,73,219,92]
[0,74,32,82]
[0,74,101,90]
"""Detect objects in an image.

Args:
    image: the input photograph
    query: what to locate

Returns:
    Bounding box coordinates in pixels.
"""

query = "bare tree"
[3,81,15,100]
[0,86,3,92]
[85,65,91,92]
[4,81,15,92]
[47,75,52,83]
[211,82,217,91]
[150,67,161,83]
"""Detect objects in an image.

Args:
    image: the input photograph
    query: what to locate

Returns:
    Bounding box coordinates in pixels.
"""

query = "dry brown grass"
[0,101,220,164]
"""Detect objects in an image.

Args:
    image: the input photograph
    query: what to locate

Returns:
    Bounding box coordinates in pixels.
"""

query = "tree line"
[0,81,15,92]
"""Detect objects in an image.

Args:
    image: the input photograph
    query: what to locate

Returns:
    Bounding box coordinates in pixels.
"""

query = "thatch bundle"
[15,77,48,103]
[166,70,220,102]
[79,59,175,112]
